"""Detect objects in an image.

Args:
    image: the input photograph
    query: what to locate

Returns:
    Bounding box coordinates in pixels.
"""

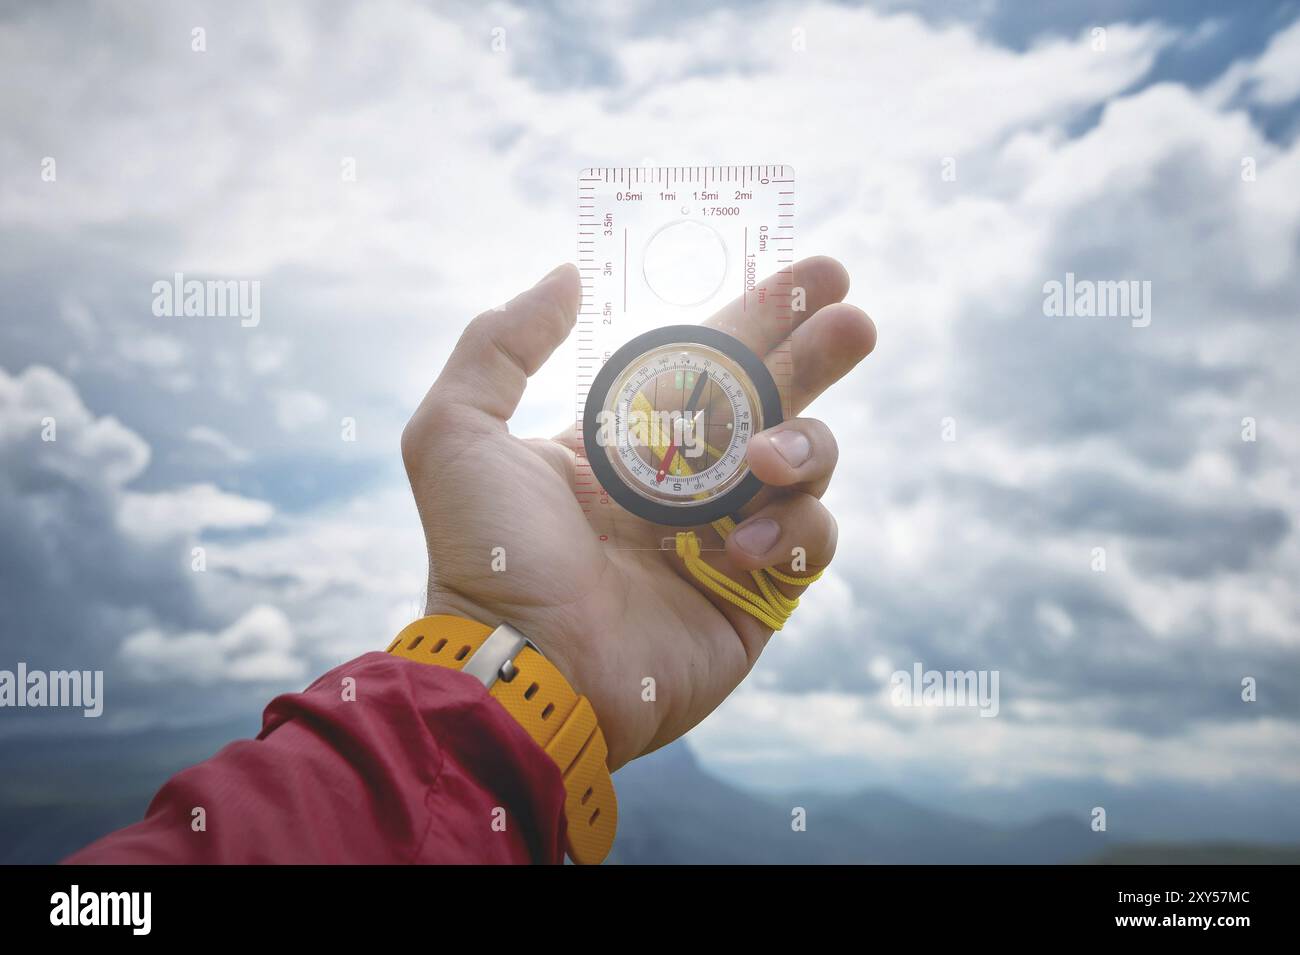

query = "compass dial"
[583,325,783,526]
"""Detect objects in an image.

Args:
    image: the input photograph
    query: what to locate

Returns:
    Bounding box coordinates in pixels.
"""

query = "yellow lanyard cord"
[631,392,824,630]
[675,517,822,631]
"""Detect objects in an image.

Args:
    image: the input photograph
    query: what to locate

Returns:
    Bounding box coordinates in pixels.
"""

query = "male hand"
[402,257,876,770]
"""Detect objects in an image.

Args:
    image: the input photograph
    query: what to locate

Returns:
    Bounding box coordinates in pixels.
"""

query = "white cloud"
[120,604,305,684]
[692,686,1300,789]
[120,482,273,538]
[0,364,149,487]
[0,364,291,706]
[1242,17,1300,105]
[204,484,428,664]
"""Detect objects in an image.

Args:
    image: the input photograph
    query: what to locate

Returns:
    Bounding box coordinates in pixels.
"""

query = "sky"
[1,0,1299,842]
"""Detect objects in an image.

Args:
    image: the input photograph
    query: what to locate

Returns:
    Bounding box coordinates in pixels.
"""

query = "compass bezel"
[582,324,783,527]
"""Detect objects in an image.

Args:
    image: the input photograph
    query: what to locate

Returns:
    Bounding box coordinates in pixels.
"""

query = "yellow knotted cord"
[630,392,824,631]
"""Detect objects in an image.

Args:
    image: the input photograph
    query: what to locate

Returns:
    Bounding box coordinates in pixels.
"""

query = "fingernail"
[767,429,811,468]
[731,518,781,557]
[537,263,571,286]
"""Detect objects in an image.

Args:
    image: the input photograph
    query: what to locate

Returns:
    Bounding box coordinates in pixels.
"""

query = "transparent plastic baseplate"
[575,165,795,549]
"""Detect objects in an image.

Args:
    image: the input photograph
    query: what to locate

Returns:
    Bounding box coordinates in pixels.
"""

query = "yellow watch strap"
[386,615,617,865]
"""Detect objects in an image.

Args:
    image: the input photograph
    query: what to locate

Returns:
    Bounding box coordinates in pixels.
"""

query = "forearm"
[64,652,567,864]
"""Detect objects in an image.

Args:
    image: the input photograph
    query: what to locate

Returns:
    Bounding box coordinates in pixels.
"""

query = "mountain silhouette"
[609,740,1105,864]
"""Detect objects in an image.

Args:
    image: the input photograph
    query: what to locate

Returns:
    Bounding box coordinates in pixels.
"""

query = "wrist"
[423,586,632,770]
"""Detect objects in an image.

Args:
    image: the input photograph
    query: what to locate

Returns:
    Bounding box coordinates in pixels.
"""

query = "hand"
[401,257,876,770]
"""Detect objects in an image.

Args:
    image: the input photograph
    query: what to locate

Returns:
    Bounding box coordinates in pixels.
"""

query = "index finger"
[703,255,850,357]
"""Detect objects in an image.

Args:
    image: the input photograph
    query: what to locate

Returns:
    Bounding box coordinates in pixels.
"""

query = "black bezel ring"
[582,324,784,527]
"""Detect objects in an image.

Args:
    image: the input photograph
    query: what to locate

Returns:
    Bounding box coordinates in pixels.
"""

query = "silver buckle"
[460,623,532,689]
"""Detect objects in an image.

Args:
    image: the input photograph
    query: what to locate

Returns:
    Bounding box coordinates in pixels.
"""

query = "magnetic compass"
[582,325,783,526]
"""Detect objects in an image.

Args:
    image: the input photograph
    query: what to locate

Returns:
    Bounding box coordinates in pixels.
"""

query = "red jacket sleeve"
[63,652,568,864]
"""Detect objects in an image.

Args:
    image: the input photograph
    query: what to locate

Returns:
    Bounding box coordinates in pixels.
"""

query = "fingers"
[704,255,850,357]
[417,264,580,427]
[768,301,877,415]
[746,417,838,499]
[724,492,838,574]
[553,255,868,443]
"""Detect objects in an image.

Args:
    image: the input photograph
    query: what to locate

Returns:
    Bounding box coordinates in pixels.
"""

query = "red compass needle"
[655,442,679,483]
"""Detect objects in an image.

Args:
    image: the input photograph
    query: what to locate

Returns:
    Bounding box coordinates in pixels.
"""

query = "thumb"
[419,263,579,426]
